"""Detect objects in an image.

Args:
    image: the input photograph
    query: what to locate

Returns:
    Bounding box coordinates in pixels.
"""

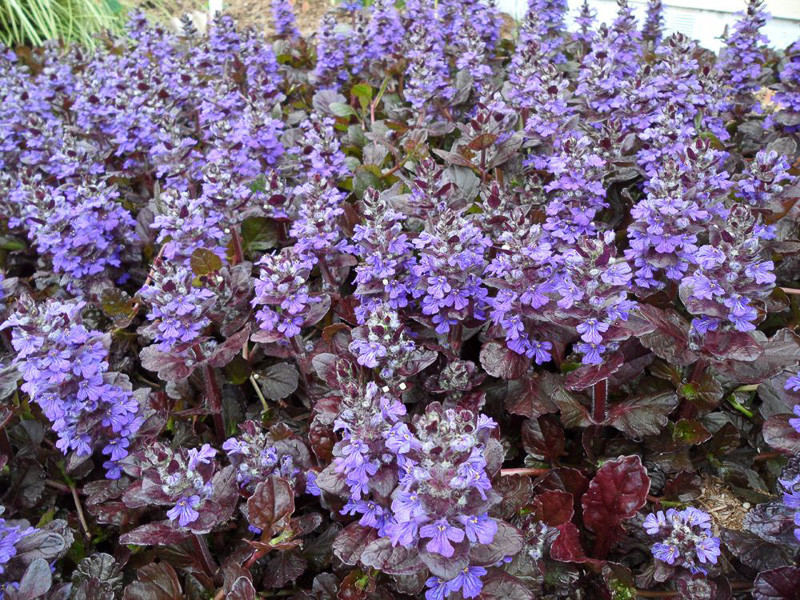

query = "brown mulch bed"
[136,0,331,37]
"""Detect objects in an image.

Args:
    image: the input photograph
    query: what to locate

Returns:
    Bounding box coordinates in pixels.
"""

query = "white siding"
[495,0,800,52]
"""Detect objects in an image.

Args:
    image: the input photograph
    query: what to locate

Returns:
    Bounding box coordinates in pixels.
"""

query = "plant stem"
[734,383,759,392]
[71,482,91,542]
[194,346,225,443]
[448,322,463,355]
[592,379,607,423]
[754,451,783,462]
[500,467,550,477]
[231,227,244,264]
[726,394,754,418]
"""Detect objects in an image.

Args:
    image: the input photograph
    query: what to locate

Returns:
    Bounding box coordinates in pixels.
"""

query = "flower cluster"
[0,509,34,590]
[349,302,436,386]
[409,210,491,335]
[138,261,216,352]
[626,139,732,290]
[642,0,664,44]
[643,508,721,574]
[223,420,311,493]
[403,23,454,111]
[716,0,769,112]
[773,40,800,126]
[737,149,794,208]
[134,443,219,529]
[388,404,500,599]
[252,248,329,343]
[8,178,139,293]
[679,205,775,333]
[151,190,227,264]
[350,188,416,314]
[271,0,300,39]
[2,299,142,478]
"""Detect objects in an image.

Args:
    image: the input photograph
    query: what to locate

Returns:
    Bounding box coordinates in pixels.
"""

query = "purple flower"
[386,518,420,548]
[790,405,800,434]
[384,422,418,454]
[458,514,498,544]
[446,565,487,599]
[652,541,680,564]
[420,518,465,557]
[391,491,426,522]
[425,577,450,600]
[167,495,201,527]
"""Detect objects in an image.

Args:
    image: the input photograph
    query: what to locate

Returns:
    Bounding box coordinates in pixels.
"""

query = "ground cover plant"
[1,0,800,597]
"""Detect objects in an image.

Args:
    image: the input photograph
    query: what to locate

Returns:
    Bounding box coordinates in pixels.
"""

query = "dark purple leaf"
[480,342,529,380]
[489,475,533,520]
[672,419,712,445]
[263,551,308,588]
[702,330,764,362]
[332,523,379,566]
[716,329,800,384]
[359,537,425,575]
[552,387,592,429]
[636,306,698,366]
[521,415,566,464]
[118,522,191,547]
[506,373,559,418]
[551,522,591,563]
[468,520,524,567]
[564,353,624,391]
[477,570,536,600]
[753,567,800,600]
[247,476,295,535]
[421,541,470,580]
[720,529,794,572]
[581,455,650,558]
[531,490,574,527]
[207,326,252,368]
[71,553,123,598]
[139,346,194,383]
[122,563,183,600]
[258,363,299,401]
[679,372,724,411]
[763,414,800,454]
[16,558,52,600]
[605,391,678,439]
[744,501,799,546]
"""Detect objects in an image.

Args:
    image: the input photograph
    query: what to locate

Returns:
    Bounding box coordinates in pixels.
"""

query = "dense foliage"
[1,0,800,598]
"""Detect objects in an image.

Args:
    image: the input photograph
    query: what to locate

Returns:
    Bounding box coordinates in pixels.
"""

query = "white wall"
[495,0,800,52]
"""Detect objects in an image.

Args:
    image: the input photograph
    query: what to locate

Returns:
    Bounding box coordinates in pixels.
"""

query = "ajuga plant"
[3,3,800,600]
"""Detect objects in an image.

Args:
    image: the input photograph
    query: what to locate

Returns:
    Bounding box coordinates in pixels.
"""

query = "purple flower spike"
[643,507,721,574]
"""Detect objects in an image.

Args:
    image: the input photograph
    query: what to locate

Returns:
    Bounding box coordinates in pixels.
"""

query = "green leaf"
[329,102,357,118]
[241,216,279,254]
[351,83,373,110]
[223,354,252,385]
[0,235,26,251]
[249,174,267,193]
[353,164,383,199]
[190,248,223,276]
